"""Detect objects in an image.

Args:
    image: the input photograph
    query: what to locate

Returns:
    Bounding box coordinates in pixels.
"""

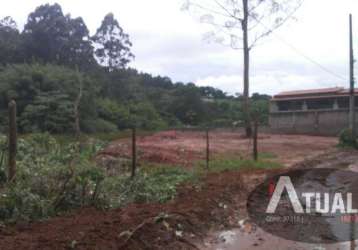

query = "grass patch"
[258,152,277,159]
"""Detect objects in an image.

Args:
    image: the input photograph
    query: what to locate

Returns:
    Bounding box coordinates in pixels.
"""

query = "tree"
[183,0,302,136]
[0,64,97,133]
[63,16,96,70]
[20,91,74,133]
[168,84,207,125]
[199,86,227,99]
[0,17,22,65]
[92,13,134,71]
[23,3,95,69]
[23,4,68,63]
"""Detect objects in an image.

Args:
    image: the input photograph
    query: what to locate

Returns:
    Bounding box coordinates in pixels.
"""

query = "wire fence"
[127,123,260,177]
[1,99,264,180]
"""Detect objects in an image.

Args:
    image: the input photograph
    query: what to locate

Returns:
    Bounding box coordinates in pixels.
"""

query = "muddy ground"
[0,132,353,250]
[201,149,358,250]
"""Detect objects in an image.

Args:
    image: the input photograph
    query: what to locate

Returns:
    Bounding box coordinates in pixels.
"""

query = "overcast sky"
[1,0,358,95]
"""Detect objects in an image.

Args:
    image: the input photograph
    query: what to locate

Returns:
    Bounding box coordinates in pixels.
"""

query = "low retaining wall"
[269,109,356,136]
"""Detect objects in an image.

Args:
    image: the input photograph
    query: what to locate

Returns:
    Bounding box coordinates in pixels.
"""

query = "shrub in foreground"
[338,128,357,148]
[0,134,197,222]
[0,133,107,222]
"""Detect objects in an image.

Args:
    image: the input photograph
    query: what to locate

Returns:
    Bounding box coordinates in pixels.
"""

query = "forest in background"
[0,3,270,134]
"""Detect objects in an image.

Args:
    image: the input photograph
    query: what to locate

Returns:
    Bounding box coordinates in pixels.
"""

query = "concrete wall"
[269,109,356,136]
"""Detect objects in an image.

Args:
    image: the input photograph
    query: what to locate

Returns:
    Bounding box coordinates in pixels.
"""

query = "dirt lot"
[100,130,338,167]
[0,132,347,250]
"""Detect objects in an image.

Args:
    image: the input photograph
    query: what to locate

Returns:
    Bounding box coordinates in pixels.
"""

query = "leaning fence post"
[253,120,258,161]
[206,128,210,170]
[8,100,17,182]
[131,127,137,178]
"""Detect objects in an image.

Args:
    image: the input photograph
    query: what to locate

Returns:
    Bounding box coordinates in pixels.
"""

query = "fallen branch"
[177,237,200,250]
[118,217,155,247]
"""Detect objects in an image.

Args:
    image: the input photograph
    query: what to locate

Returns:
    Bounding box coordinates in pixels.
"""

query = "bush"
[101,166,198,208]
[338,128,357,148]
[0,64,97,134]
[97,98,131,129]
[0,134,108,222]
[0,134,7,184]
[0,134,197,223]
[81,118,118,133]
[129,102,168,130]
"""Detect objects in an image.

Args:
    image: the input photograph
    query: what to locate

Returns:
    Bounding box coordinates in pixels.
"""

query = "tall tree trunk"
[242,0,252,137]
[74,68,83,139]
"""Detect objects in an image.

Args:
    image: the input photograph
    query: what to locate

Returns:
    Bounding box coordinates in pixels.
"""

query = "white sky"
[1,0,358,95]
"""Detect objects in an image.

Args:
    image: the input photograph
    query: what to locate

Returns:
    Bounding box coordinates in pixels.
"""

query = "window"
[306,98,334,110]
[277,100,303,111]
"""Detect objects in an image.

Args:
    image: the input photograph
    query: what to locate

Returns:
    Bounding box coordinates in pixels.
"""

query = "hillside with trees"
[0,3,270,134]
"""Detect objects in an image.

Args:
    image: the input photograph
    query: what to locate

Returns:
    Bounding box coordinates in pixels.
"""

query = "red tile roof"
[273,87,358,100]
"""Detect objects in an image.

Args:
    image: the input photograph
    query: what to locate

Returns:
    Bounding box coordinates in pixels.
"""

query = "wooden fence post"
[206,128,209,170]
[253,120,258,161]
[131,127,137,178]
[8,100,17,182]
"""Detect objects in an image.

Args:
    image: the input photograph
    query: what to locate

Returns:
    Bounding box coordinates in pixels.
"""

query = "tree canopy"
[0,3,271,134]
[92,13,134,70]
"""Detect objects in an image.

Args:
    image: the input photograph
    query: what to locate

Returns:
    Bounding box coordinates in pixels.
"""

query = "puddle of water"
[200,227,352,250]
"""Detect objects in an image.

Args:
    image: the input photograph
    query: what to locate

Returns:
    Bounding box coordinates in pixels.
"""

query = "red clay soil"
[0,132,337,250]
[99,130,337,167]
[0,168,276,250]
[0,169,283,250]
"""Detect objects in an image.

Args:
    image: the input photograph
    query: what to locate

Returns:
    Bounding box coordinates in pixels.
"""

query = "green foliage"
[250,99,269,125]
[23,3,96,69]
[0,134,108,222]
[129,102,167,130]
[0,2,271,133]
[92,13,134,70]
[168,84,207,125]
[0,63,270,133]
[20,91,74,133]
[338,128,357,148]
[0,134,198,222]
[0,3,133,71]
[0,64,97,133]
[81,118,118,133]
[0,134,7,184]
[97,98,131,129]
[102,166,198,207]
[0,131,283,223]
[258,152,277,159]
[0,17,23,66]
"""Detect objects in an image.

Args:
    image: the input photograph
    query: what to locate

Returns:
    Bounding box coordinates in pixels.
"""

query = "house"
[269,87,358,135]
